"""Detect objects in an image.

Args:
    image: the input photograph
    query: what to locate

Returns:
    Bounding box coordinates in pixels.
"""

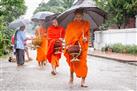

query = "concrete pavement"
[0,50,136,91]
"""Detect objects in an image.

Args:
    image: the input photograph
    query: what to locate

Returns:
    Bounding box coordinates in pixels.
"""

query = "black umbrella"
[57,0,107,29]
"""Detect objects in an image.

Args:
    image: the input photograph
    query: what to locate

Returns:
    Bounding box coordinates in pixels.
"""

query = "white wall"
[94,28,137,50]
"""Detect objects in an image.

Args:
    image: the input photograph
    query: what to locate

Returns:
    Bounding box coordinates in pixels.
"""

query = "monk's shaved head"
[74,9,84,21]
[39,20,45,26]
[74,9,84,15]
[52,19,58,27]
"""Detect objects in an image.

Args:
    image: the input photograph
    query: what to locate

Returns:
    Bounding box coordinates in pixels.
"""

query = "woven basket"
[32,36,42,47]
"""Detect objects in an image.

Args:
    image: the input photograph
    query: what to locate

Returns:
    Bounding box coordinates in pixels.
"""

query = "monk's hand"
[29,36,34,40]
[59,38,63,42]
[66,45,72,49]
[83,37,87,43]
[43,33,47,36]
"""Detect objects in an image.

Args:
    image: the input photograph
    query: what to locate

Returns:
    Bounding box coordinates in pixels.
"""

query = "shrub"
[0,49,3,56]
[112,43,126,53]
[126,45,137,55]
[101,45,112,52]
[101,43,137,55]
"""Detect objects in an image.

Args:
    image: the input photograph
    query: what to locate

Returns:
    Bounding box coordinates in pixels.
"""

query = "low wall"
[94,28,137,50]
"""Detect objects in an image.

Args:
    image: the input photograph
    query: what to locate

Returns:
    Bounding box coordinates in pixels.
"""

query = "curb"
[88,54,137,66]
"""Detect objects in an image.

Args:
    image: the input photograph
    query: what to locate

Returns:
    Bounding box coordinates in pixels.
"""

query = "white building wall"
[94,28,137,50]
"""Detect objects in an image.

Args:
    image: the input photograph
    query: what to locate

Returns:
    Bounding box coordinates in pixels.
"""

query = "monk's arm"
[65,25,70,45]
[65,23,72,48]
[84,21,90,42]
[35,29,38,36]
[61,27,65,39]
[42,29,47,37]
[47,27,50,39]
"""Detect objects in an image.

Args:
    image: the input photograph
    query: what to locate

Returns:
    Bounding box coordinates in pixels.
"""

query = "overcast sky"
[23,0,78,19]
[24,0,49,19]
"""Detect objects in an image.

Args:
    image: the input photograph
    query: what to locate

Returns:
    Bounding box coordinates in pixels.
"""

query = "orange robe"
[35,26,48,62]
[64,20,90,78]
[47,25,65,67]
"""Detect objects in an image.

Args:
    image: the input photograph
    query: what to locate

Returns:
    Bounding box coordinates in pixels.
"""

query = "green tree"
[0,0,26,23]
[34,0,75,14]
[0,0,26,56]
[94,0,137,29]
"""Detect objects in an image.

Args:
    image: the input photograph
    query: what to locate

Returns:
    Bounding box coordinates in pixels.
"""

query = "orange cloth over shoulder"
[47,25,65,67]
[64,20,90,78]
[35,26,48,62]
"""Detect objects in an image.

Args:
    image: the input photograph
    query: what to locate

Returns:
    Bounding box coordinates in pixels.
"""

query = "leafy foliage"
[0,0,26,56]
[34,0,75,14]
[102,43,137,55]
[94,0,137,29]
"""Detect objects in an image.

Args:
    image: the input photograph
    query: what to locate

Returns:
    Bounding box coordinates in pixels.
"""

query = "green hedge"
[112,43,126,53]
[101,43,137,55]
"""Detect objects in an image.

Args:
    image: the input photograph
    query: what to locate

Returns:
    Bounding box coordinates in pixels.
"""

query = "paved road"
[0,50,136,91]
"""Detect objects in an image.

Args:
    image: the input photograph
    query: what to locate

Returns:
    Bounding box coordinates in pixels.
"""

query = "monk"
[47,19,65,75]
[35,20,48,68]
[64,9,90,87]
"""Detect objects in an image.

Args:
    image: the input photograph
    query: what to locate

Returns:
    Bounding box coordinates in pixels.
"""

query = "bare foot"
[81,84,88,88]
[51,71,56,75]
[69,78,73,84]
[68,77,74,88]
[17,64,24,67]
[81,81,88,88]
[43,61,47,66]
[17,64,21,66]
[81,78,88,88]
[28,58,32,61]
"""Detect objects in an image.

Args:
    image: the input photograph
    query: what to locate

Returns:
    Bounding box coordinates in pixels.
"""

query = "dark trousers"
[16,49,25,65]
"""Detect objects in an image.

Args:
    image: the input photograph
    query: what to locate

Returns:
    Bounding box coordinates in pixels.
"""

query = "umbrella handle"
[82,23,88,43]
[82,30,84,39]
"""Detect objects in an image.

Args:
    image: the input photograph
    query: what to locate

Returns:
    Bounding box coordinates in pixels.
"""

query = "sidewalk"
[88,48,137,65]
